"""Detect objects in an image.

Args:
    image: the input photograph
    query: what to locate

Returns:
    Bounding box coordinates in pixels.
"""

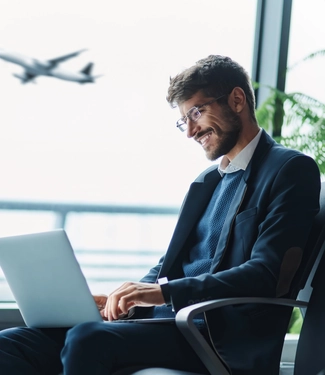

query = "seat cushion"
[120,369,204,375]
[60,367,205,375]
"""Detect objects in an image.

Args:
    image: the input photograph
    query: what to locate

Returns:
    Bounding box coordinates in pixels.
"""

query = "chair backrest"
[290,181,325,302]
[294,244,325,375]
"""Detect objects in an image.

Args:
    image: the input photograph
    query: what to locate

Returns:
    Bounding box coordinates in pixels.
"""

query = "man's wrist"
[157,277,172,306]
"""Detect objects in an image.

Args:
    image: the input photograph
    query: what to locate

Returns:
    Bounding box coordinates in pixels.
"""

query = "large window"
[286,0,325,103]
[0,0,257,301]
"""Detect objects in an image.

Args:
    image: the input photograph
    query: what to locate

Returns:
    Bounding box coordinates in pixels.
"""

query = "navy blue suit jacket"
[138,130,321,374]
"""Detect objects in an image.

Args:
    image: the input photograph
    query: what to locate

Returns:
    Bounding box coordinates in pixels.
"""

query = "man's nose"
[186,119,200,138]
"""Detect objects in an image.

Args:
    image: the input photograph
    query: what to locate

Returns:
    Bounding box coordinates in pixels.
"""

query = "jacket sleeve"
[139,255,165,283]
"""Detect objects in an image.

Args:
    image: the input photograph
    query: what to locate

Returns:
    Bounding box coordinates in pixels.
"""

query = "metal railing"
[0,200,180,299]
[0,200,180,228]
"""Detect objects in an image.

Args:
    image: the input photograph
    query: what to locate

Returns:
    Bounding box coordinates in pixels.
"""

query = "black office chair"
[128,242,325,375]
[293,239,325,375]
[114,181,325,375]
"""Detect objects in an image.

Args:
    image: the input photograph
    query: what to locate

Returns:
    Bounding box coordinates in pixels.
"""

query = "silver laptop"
[0,229,103,327]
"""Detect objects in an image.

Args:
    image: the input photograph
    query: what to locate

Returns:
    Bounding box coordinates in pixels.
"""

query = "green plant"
[255,49,325,174]
[255,51,325,334]
[287,307,303,334]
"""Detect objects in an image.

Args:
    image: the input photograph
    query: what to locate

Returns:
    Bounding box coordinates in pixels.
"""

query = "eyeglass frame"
[176,95,226,132]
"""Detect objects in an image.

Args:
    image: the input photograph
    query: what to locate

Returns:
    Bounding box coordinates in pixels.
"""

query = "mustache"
[194,128,214,142]
[195,125,240,142]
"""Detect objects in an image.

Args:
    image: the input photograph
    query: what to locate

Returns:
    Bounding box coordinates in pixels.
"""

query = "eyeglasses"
[176,95,225,132]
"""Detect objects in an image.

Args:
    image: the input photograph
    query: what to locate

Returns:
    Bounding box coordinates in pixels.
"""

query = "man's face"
[178,91,242,161]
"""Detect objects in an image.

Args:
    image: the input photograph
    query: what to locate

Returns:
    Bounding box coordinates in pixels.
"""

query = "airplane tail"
[79,62,103,84]
[80,62,93,76]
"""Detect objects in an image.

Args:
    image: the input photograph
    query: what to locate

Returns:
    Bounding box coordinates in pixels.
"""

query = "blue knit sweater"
[183,169,244,277]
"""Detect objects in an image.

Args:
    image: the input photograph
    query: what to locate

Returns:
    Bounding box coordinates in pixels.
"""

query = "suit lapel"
[211,129,275,270]
[159,168,221,275]
[244,129,275,183]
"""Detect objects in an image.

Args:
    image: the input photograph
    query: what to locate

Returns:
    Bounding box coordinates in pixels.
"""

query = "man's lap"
[0,322,208,375]
[0,326,68,375]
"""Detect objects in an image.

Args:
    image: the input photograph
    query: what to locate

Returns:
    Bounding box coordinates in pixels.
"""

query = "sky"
[0,0,257,206]
[0,0,323,209]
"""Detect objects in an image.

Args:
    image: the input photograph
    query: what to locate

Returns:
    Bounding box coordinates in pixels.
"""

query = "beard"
[204,105,242,161]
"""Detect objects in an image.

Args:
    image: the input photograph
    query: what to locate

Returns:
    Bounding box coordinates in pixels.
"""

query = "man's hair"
[166,55,257,120]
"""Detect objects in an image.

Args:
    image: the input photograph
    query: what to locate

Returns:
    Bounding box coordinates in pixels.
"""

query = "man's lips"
[196,131,213,147]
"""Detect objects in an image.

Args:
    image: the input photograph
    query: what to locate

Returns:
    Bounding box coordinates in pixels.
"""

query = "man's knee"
[62,322,120,371]
[64,322,112,354]
[0,327,21,350]
[0,326,26,338]
[0,327,36,348]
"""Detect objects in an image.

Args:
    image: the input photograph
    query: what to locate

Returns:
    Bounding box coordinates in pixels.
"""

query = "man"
[0,55,321,375]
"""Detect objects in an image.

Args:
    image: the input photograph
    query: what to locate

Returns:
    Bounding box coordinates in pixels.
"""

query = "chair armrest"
[175,297,308,375]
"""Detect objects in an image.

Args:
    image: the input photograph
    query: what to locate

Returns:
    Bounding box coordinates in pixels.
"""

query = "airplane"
[0,48,101,84]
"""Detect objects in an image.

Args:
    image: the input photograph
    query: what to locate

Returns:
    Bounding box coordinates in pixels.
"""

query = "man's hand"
[94,282,165,321]
[93,294,109,319]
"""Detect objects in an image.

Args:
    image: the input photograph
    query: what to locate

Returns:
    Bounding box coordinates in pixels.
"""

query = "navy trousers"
[0,321,209,375]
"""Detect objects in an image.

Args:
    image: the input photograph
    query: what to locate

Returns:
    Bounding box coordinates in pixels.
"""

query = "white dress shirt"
[218,128,262,176]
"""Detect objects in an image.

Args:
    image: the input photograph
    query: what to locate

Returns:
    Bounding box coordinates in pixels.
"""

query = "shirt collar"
[219,128,262,175]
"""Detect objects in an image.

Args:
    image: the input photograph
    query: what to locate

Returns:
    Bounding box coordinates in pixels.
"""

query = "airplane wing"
[48,49,87,67]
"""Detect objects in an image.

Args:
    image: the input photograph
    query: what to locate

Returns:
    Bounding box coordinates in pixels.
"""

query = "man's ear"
[228,87,246,113]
